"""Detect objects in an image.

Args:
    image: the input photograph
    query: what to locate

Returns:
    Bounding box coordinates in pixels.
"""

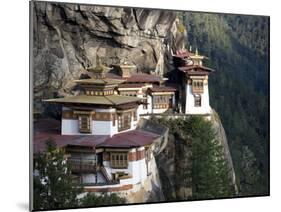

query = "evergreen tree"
[80,193,126,207]
[33,139,82,210]
[151,117,234,200]
[240,146,264,195]
[189,117,234,199]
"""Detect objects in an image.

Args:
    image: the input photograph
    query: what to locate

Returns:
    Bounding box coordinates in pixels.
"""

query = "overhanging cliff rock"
[32,2,187,112]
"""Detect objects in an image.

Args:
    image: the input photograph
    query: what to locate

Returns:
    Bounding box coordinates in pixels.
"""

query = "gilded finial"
[87,54,104,74]
[189,45,192,52]
[195,48,198,56]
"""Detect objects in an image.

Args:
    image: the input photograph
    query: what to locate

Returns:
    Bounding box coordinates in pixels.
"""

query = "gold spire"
[195,48,199,56]
[86,55,107,78]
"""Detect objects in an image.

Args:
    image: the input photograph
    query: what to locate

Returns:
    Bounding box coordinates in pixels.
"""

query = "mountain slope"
[182,12,269,196]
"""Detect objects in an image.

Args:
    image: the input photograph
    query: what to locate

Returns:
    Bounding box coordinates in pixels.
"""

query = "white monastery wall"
[185,84,211,114]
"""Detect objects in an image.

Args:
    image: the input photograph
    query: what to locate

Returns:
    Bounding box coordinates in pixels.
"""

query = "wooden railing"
[68,158,97,173]
[82,180,120,187]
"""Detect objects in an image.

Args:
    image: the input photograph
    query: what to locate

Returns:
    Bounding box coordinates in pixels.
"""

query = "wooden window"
[78,115,91,133]
[112,114,116,126]
[194,95,201,107]
[110,152,128,168]
[153,95,169,109]
[192,80,204,93]
[118,113,131,131]
[133,110,137,121]
[143,98,148,109]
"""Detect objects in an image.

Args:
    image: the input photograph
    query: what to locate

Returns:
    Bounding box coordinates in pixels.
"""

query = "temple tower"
[173,48,214,115]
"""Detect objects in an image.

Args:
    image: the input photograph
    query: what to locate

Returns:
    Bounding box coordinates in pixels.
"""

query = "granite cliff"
[32,2,186,112]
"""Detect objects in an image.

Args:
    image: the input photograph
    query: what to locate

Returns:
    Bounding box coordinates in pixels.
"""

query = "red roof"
[149,86,177,92]
[126,73,162,83]
[33,119,160,153]
[179,65,214,75]
[118,83,145,88]
[96,130,160,148]
[33,119,109,153]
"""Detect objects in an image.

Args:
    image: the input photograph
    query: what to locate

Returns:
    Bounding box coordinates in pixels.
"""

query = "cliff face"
[32,2,186,112]
[155,111,238,200]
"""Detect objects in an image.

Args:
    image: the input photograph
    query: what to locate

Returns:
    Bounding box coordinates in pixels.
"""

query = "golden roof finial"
[189,45,192,52]
[86,54,104,74]
[195,47,199,56]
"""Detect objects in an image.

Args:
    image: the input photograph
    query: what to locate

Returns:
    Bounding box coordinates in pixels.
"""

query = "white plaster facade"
[185,83,212,115]
[81,173,106,184]
[102,147,148,185]
[61,107,138,136]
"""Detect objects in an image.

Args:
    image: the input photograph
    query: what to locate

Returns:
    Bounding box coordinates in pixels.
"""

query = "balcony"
[82,180,120,187]
[68,158,97,173]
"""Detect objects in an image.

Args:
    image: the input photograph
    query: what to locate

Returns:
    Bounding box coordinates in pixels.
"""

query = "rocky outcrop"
[210,110,238,194]
[31,1,187,112]
[123,156,165,203]
[155,111,238,200]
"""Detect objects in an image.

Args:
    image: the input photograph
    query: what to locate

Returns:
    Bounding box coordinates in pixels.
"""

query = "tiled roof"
[44,94,141,106]
[33,119,109,153]
[118,83,145,88]
[179,65,215,74]
[126,73,162,83]
[74,78,124,85]
[33,119,160,153]
[97,130,160,148]
[149,86,177,92]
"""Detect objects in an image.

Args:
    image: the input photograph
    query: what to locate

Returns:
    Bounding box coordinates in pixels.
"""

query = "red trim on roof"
[179,65,215,74]
[33,119,109,153]
[33,119,160,153]
[118,83,145,88]
[97,130,160,148]
[126,73,162,83]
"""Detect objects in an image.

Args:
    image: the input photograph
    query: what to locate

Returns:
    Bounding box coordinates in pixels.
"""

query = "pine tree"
[189,117,234,199]
[33,139,82,210]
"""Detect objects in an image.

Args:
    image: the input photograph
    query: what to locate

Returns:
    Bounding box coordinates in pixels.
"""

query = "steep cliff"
[31,1,186,112]
[154,111,238,200]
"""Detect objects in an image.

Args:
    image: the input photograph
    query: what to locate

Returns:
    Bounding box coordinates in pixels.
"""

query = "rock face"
[31,1,187,112]
[121,155,165,203]
[155,111,238,200]
[210,110,238,194]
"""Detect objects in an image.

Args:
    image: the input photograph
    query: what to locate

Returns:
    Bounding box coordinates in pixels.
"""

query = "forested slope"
[181,12,269,196]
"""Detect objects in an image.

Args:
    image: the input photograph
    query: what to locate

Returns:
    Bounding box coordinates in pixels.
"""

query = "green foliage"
[151,116,234,200]
[80,193,126,207]
[182,12,269,196]
[33,139,126,210]
[189,117,234,199]
[33,138,82,210]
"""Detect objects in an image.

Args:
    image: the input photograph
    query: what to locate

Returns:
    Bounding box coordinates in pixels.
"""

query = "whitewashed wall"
[185,84,211,114]
[103,148,148,185]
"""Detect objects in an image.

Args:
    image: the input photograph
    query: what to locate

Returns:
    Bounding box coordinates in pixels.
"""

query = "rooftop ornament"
[86,55,112,79]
